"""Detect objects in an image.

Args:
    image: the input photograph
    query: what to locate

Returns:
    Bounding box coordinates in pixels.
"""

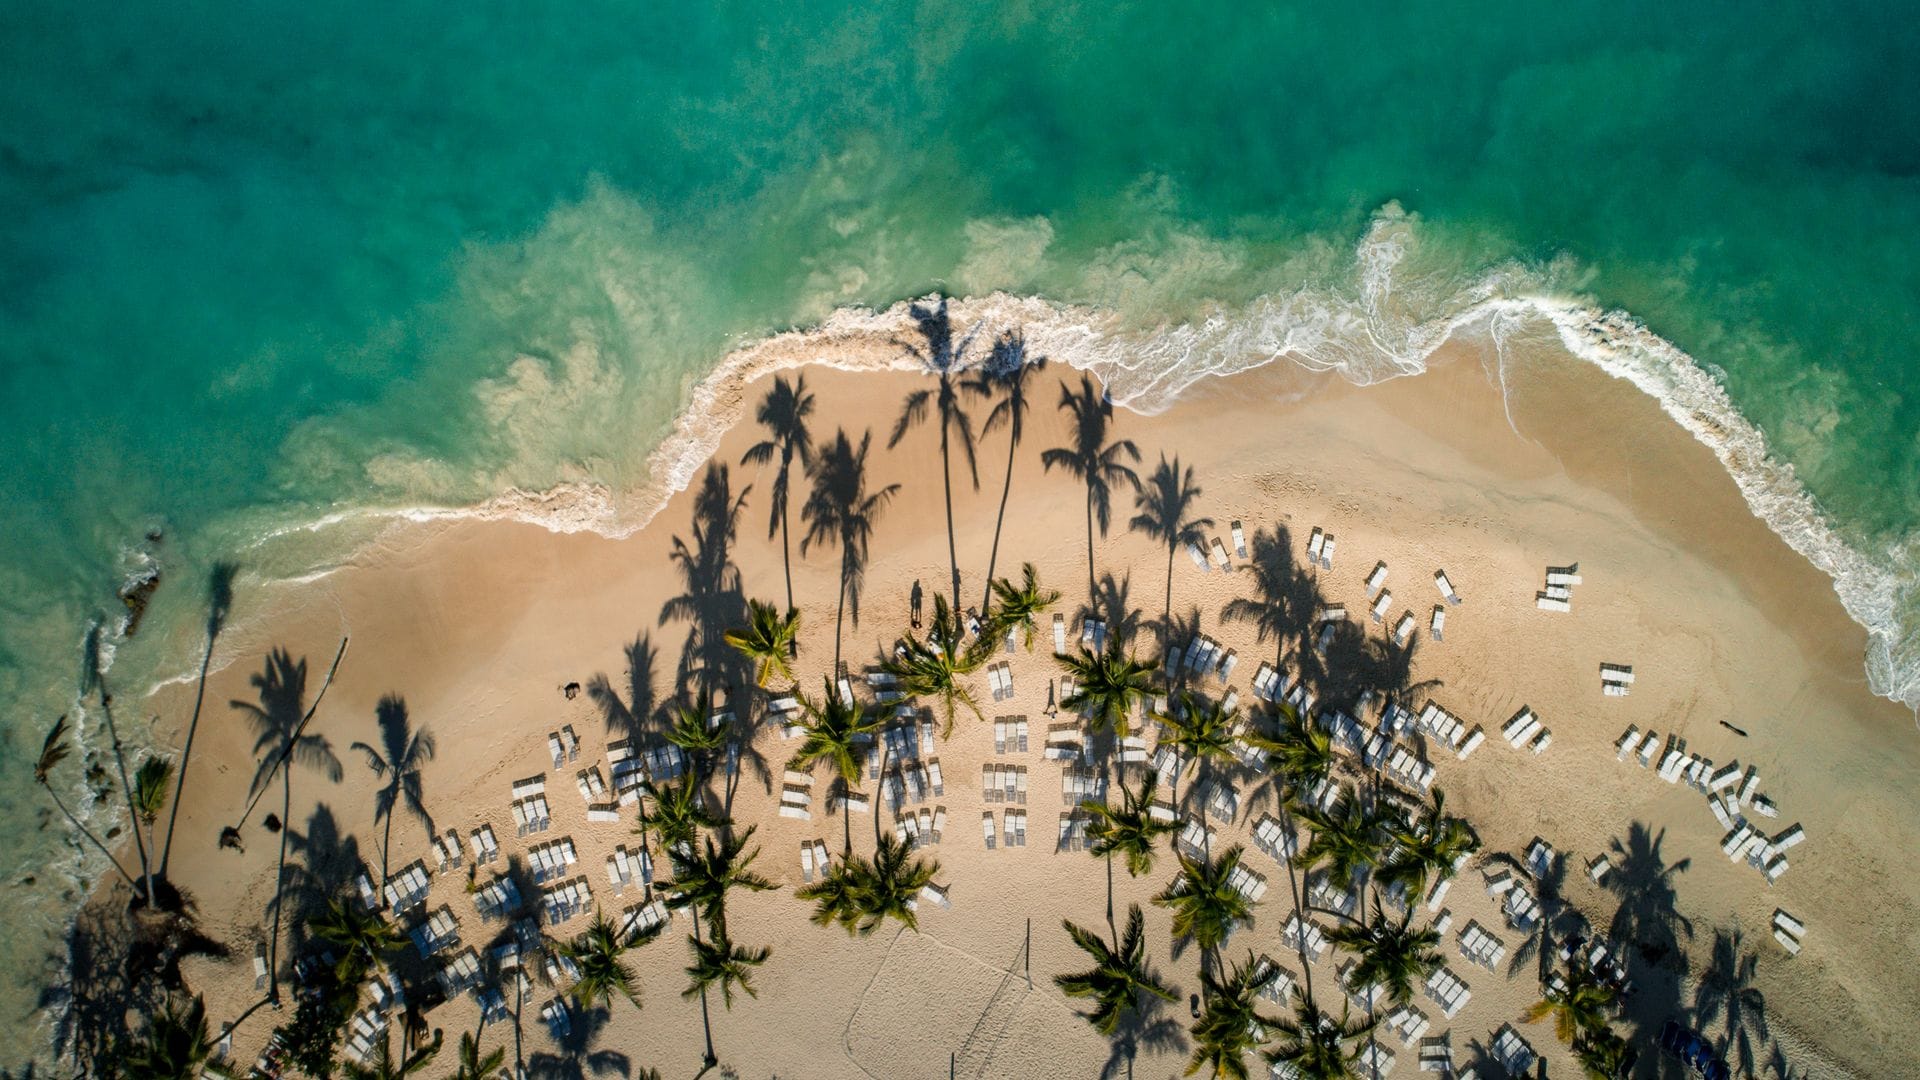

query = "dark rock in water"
[20,875,35,887]
[106,826,122,840]
[119,569,162,638]
[146,528,164,544]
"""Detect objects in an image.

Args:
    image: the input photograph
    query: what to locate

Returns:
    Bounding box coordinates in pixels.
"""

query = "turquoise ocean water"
[2,0,1917,1044]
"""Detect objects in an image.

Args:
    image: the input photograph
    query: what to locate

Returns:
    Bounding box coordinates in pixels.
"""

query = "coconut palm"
[1263,990,1377,1080]
[448,1028,505,1080]
[987,563,1060,651]
[1326,905,1442,1009]
[1377,788,1478,904]
[1041,374,1140,612]
[798,833,939,936]
[33,715,139,888]
[81,621,158,905]
[1293,792,1388,923]
[966,329,1047,611]
[1155,846,1255,973]
[1186,952,1282,1080]
[1571,1026,1635,1079]
[723,600,800,687]
[1267,703,1334,803]
[890,296,983,611]
[1084,775,1179,929]
[637,777,722,861]
[1693,926,1770,1073]
[661,697,730,780]
[683,932,772,1008]
[350,695,434,886]
[160,561,238,879]
[120,993,231,1080]
[880,594,989,736]
[131,754,173,829]
[341,1027,442,1080]
[1520,959,1618,1045]
[1155,691,1239,824]
[1058,903,1177,1069]
[232,643,346,1003]
[552,910,662,1011]
[1129,455,1212,642]
[660,825,777,942]
[311,895,405,987]
[789,679,886,852]
[1058,647,1156,739]
[740,374,816,614]
[800,428,901,671]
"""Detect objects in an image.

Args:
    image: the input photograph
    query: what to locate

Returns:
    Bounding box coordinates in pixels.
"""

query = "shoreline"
[41,329,1913,1077]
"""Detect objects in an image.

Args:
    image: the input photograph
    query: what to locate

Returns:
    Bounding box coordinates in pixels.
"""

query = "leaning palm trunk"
[939,400,963,614]
[92,675,157,905]
[43,781,138,887]
[980,421,1019,614]
[160,624,217,878]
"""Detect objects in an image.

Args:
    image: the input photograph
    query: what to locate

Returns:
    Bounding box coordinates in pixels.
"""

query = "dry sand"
[103,329,1920,1080]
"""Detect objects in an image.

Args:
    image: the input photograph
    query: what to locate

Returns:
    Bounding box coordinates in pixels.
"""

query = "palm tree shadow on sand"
[889,296,983,614]
[587,633,664,744]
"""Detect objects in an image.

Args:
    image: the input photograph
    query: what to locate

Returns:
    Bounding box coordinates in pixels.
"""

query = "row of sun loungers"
[1225,861,1268,902]
[983,809,1027,848]
[618,899,670,944]
[468,823,501,864]
[1414,701,1483,759]
[604,844,652,893]
[527,837,579,883]
[343,1006,388,1065]
[796,838,832,882]
[541,877,591,925]
[384,860,432,914]
[439,947,482,996]
[1536,563,1581,611]
[1773,908,1806,956]
[574,765,608,803]
[992,717,1030,754]
[1306,872,1357,919]
[1424,965,1471,1018]
[780,770,813,820]
[1060,764,1103,801]
[1500,706,1551,753]
[430,828,464,873]
[409,905,459,958]
[1056,811,1089,852]
[1457,920,1506,971]
[1600,662,1634,696]
[1282,913,1329,962]
[981,763,1028,803]
[1251,814,1298,862]
[1252,954,1296,1004]
[1080,618,1108,653]
[1492,1024,1536,1073]
[473,874,522,921]
[986,661,1019,701]
[539,997,571,1039]
[895,805,946,848]
[1176,817,1218,857]
[510,775,553,835]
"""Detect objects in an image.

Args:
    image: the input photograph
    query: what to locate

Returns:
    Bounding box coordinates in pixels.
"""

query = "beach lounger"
[253,943,269,990]
[981,812,996,850]
[1217,649,1237,681]
[1737,767,1761,808]
[1230,521,1246,557]
[1393,611,1415,645]
[1492,1025,1535,1074]
[1423,966,1471,1018]
[549,732,565,770]
[1364,561,1389,597]
[1307,527,1324,562]
[1545,565,1582,586]
[1535,593,1571,612]
[1209,537,1231,570]
[1053,613,1067,653]
[1529,727,1551,754]
[1318,534,1335,569]
[799,841,815,883]
[1433,569,1462,605]
[1187,540,1210,571]
[356,870,380,911]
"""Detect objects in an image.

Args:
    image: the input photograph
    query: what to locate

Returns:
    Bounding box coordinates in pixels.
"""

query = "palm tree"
[789,679,885,852]
[1041,374,1140,612]
[967,329,1047,612]
[724,599,800,687]
[660,825,777,942]
[1693,926,1770,1074]
[1130,455,1212,642]
[82,622,158,905]
[683,932,772,1008]
[1056,904,1177,1039]
[1155,691,1239,824]
[160,561,238,879]
[1186,952,1281,1080]
[351,695,434,886]
[232,643,346,1004]
[890,296,983,611]
[1377,789,1479,905]
[1058,647,1156,739]
[1293,792,1388,924]
[448,1028,505,1080]
[638,777,722,861]
[1266,704,1334,804]
[740,374,816,614]
[1083,775,1179,930]
[311,895,405,987]
[1263,990,1377,1080]
[987,563,1060,650]
[797,833,939,936]
[661,697,730,782]
[120,993,231,1079]
[132,754,173,831]
[552,910,662,1011]
[800,428,901,671]
[341,1028,442,1080]
[1326,905,1442,1009]
[1155,846,1256,975]
[1571,1026,1635,1079]
[1520,959,1618,1045]
[880,594,989,737]
[32,715,138,887]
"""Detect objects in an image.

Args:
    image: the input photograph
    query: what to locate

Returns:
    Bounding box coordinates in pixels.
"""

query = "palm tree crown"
[967,329,1047,610]
[1058,647,1156,739]
[639,777,723,859]
[449,1029,505,1080]
[1326,905,1443,1008]
[1085,774,1179,878]
[1187,952,1283,1080]
[987,563,1061,651]
[661,825,777,941]
[1293,791,1388,899]
[120,993,231,1080]
[1056,904,1177,1035]
[1521,958,1619,1045]
[795,833,940,936]
[1155,846,1256,957]
[131,755,174,827]
[724,599,800,687]
[1377,788,1479,902]
[1263,990,1377,1080]
[789,678,886,786]
[682,931,773,1009]
[881,593,990,736]
[552,909,661,1011]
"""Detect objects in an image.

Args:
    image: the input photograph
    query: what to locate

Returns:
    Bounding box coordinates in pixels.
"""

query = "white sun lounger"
[1615,726,1642,759]
[1433,569,1461,604]
[548,732,565,770]
[1187,540,1211,571]
[253,943,269,989]
[1209,537,1231,570]
[1370,591,1393,623]
[1393,611,1416,645]
[1365,562,1388,596]
[1535,594,1571,612]
[981,811,996,850]
[1307,527,1324,562]
[1545,565,1582,586]
[1319,534,1336,569]
[1230,520,1246,557]
[1052,613,1067,653]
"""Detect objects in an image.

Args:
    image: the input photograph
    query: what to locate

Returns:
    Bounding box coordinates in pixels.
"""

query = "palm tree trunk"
[1084,491,1098,621]
[833,556,849,676]
[841,776,854,856]
[95,686,156,905]
[1105,851,1116,941]
[691,906,718,1068]
[939,409,961,614]
[982,427,1018,614]
[380,803,396,887]
[1162,544,1175,648]
[268,767,293,1004]
[1278,803,1316,1001]
[41,782,139,886]
[160,628,219,878]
